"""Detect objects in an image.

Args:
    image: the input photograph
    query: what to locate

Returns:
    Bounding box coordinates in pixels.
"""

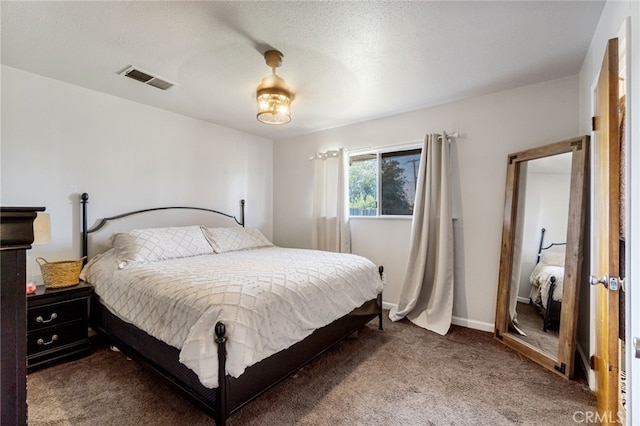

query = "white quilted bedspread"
[80,247,382,388]
[529,263,564,308]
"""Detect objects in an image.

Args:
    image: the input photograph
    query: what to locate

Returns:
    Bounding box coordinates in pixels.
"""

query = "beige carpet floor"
[27,314,596,425]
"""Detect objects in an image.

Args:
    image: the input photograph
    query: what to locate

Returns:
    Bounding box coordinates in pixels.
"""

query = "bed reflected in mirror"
[509,153,572,358]
[495,136,588,378]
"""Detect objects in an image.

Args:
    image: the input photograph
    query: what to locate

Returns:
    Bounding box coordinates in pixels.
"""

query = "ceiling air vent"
[120,66,175,90]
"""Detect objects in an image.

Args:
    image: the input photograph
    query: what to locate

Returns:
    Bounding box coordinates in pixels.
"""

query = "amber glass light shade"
[256,50,292,125]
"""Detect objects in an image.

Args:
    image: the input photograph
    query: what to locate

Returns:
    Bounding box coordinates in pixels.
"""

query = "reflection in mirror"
[508,152,572,358]
[495,136,589,379]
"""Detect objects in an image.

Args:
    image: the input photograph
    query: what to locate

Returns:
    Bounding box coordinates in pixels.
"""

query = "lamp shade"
[256,81,292,124]
[256,50,293,125]
[33,212,51,245]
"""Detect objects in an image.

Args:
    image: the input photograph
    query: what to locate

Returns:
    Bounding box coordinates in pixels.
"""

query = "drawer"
[27,321,87,356]
[27,340,91,371]
[27,298,87,331]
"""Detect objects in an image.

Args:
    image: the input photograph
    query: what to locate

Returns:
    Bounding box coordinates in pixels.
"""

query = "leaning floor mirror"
[495,135,589,379]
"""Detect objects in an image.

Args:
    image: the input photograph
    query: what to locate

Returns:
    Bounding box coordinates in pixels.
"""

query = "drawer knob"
[37,335,59,346]
[36,313,58,323]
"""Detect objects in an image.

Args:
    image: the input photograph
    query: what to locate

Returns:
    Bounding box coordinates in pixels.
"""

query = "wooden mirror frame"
[494,135,589,379]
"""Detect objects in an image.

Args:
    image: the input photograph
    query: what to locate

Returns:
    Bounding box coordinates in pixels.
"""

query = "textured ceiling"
[1,1,605,141]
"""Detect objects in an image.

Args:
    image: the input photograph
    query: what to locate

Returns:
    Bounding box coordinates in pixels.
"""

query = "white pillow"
[201,227,273,253]
[112,226,213,269]
[540,251,565,267]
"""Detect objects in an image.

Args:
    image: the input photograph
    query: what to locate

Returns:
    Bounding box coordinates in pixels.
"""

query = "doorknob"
[590,274,608,287]
[589,274,621,291]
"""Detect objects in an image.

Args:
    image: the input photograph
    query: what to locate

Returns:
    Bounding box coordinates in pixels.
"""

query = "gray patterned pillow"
[112,226,213,269]
[201,227,273,253]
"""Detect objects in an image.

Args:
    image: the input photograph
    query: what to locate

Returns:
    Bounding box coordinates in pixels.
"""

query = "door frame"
[620,14,639,426]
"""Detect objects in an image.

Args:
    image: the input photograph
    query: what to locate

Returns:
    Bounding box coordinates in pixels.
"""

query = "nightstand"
[26,281,93,370]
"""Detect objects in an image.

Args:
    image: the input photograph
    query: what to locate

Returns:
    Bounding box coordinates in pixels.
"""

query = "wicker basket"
[36,257,86,289]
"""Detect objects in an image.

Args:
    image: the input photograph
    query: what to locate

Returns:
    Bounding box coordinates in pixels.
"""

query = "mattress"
[529,262,564,308]
[80,246,382,388]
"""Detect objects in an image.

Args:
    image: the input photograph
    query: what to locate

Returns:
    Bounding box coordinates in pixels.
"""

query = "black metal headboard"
[535,227,566,264]
[80,193,245,261]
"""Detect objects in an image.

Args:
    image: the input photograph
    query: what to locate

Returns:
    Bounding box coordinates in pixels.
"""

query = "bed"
[528,228,565,331]
[79,193,384,425]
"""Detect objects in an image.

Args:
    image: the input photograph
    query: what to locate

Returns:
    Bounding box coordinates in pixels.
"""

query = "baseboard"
[381,301,494,333]
[576,342,596,391]
[517,296,530,304]
[451,316,494,332]
[382,301,396,311]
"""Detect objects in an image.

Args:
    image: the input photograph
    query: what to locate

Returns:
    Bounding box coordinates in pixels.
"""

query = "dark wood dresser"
[27,282,92,370]
[1,207,44,426]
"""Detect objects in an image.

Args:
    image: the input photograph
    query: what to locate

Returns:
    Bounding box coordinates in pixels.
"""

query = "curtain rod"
[346,132,461,156]
[309,149,341,161]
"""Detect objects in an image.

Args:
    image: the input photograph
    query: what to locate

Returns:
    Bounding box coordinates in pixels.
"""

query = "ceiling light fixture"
[256,50,293,125]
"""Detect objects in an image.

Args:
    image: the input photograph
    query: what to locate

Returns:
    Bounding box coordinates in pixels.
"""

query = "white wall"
[273,75,580,331]
[577,0,640,416]
[1,66,273,283]
[517,171,571,299]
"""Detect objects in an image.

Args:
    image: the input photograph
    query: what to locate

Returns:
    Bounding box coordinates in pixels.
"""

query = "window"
[349,147,422,216]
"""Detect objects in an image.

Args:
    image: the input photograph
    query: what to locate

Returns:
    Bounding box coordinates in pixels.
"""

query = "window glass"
[381,149,421,215]
[349,153,377,216]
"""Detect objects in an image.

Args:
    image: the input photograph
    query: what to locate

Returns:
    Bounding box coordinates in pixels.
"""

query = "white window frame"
[348,142,422,218]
